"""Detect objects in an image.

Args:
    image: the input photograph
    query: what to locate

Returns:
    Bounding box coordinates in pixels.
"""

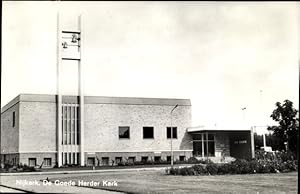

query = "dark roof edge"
[2,94,191,113]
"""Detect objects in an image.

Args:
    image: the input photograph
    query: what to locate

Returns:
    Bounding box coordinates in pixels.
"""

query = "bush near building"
[0,163,38,173]
[166,150,298,176]
[113,156,212,167]
[0,156,210,172]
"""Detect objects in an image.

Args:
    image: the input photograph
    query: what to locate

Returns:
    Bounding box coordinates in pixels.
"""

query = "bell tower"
[57,14,84,167]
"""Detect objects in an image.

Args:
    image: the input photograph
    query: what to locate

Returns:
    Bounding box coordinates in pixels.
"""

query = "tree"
[268,100,299,153]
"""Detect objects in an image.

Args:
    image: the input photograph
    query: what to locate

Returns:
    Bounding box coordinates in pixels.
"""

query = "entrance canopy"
[186,126,255,159]
[186,126,251,133]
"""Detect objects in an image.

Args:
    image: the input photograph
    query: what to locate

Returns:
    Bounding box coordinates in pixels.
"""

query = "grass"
[55,170,298,193]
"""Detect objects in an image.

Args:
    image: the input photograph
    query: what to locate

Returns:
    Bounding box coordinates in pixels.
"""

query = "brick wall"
[1,94,193,167]
[19,101,57,153]
[84,104,193,153]
[19,153,57,167]
[1,103,19,154]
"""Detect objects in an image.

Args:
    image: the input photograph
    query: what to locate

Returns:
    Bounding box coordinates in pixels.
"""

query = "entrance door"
[229,132,251,159]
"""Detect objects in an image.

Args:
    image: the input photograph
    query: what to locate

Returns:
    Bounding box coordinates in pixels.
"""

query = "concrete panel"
[19,102,57,153]
[84,104,192,152]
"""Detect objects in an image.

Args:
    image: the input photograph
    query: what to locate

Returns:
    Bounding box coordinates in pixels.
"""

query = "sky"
[1,2,299,133]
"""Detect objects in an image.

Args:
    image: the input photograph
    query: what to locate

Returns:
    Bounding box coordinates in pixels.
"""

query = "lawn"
[55,170,298,194]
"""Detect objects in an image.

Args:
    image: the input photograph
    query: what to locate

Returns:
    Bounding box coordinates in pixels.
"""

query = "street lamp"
[241,107,246,121]
[170,104,178,168]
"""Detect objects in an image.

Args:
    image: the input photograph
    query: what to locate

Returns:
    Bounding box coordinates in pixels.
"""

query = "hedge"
[166,151,298,176]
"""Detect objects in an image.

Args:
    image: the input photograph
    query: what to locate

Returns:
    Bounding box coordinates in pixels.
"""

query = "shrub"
[166,150,297,176]
[168,167,180,175]
[186,157,199,164]
[217,163,231,174]
[230,159,253,174]
[179,167,195,176]
[198,158,213,164]
[192,165,207,175]
[22,165,36,172]
[4,163,13,170]
[206,163,218,175]
[275,151,296,162]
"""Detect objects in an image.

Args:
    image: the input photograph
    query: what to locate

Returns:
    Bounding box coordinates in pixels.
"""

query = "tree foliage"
[268,100,299,153]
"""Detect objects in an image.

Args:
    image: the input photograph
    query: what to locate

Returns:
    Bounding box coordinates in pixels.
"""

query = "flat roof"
[1,94,191,113]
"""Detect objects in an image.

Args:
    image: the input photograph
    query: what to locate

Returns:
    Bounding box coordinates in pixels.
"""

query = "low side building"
[0,94,254,168]
[187,126,255,162]
[1,94,193,167]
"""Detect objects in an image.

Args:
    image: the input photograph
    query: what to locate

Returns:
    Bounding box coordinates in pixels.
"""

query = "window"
[12,111,15,127]
[192,133,215,157]
[128,157,135,163]
[115,157,122,164]
[64,153,68,165]
[72,153,76,164]
[62,105,80,145]
[143,127,154,139]
[44,158,52,167]
[179,156,185,161]
[102,157,109,166]
[154,156,161,162]
[119,126,130,139]
[141,156,148,162]
[167,127,177,139]
[28,158,36,167]
[77,153,80,165]
[87,157,95,166]
[166,156,171,162]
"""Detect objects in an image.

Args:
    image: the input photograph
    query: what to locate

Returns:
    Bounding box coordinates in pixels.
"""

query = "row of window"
[119,126,178,139]
[28,158,52,167]
[86,155,186,166]
[62,105,80,145]
[10,111,178,140]
[28,155,188,167]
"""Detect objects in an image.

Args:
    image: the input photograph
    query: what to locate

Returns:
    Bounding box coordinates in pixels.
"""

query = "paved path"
[0,185,25,193]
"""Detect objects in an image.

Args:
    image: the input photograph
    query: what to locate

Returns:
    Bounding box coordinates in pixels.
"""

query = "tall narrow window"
[77,107,80,145]
[68,106,71,144]
[12,111,15,127]
[143,127,154,139]
[167,127,177,139]
[119,126,130,139]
